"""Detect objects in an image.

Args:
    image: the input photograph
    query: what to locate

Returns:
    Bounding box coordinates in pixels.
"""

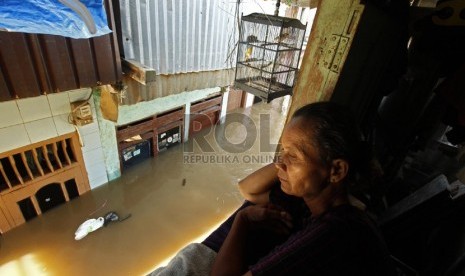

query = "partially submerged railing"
[0,132,90,233]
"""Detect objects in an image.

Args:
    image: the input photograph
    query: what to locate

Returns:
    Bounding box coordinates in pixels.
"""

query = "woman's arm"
[210,211,249,276]
[210,205,292,276]
[238,163,278,204]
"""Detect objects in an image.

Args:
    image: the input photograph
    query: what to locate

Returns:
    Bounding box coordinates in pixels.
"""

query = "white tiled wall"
[17,95,52,122]
[0,125,30,152]
[48,92,71,116]
[53,114,75,135]
[78,119,108,189]
[25,118,58,143]
[0,88,108,190]
[0,101,23,128]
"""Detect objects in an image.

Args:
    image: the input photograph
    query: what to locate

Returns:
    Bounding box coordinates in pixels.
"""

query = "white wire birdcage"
[234,13,306,103]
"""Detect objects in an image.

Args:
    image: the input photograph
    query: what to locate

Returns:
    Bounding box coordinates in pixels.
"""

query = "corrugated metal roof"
[0,31,121,100]
[0,0,122,102]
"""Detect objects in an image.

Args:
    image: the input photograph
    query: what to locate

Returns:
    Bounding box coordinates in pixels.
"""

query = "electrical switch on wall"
[70,100,93,126]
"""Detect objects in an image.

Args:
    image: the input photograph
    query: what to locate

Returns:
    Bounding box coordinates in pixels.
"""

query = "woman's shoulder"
[313,204,382,241]
[318,205,390,255]
[322,204,373,225]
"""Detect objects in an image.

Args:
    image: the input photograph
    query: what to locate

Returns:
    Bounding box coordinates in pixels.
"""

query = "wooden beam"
[30,196,42,216]
[286,0,365,121]
[52,143,63,169]
[20,152,34,181]
[61,182,70,202]
[0,161,12,189]
[8,156,24,185]
[61,140,72,166]
[41,146,54,173]
[122,59,156,85]
[32,148,45,176]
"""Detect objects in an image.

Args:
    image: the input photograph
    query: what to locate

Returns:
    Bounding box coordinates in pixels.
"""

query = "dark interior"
[329,2,465,275]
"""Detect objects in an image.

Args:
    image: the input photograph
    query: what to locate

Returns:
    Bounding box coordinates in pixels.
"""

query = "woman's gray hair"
[292,101,373,187]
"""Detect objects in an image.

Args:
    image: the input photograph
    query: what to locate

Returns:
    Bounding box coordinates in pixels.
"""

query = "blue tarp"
[0,0,112,39]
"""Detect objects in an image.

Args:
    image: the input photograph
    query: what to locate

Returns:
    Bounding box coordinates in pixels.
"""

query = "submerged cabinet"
[189,94,223,136]
[234,13,306,103]
[116,106,185,170]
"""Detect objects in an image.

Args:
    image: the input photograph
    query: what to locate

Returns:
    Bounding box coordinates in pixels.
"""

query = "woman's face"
[275,117,331,198]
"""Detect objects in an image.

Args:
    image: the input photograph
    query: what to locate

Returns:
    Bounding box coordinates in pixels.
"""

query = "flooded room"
[1,0,464,275]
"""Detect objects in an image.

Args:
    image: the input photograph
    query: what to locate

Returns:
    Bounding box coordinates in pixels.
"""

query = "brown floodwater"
[0,100,288,276]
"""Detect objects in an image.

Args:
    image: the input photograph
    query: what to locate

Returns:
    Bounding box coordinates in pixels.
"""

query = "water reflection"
[0,99,288,275]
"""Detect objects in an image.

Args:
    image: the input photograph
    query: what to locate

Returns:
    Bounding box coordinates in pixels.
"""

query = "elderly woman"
[210,102,394,276]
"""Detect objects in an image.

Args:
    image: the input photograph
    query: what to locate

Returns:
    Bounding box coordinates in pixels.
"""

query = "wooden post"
[286,0,365,121]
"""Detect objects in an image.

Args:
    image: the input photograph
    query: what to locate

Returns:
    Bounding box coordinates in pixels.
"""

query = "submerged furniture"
[0,132,90,232]
[116,93,223,170]
[116,106,185,170]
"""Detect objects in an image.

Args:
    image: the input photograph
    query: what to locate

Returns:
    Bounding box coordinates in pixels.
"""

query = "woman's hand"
[238,204,293,236]
[211,205,293,276]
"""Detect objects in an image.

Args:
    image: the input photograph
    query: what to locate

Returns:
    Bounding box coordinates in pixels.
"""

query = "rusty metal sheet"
[93,34,119,85]
[122,69,234,105]
[27,35,53,94]
[0,32,42,99]
[70,39,99,88]
[0,66,11,101]
[40,35,78,92]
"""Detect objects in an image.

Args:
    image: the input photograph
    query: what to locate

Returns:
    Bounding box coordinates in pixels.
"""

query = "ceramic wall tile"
[82,131,102,152]
[53,115,75,136]
[0,101,22,128]
[17,96,52,123]
[82,145,108,190]
[89,173,108,189]
[86,161,107,180]
[25,118,58,143]
[0,124,30,153]
[48,92,71,116]
[82,147,105,166]
[68,88,92,103]
[77,121,99,136]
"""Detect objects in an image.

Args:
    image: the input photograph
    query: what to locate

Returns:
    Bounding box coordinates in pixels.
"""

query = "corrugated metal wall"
[0,0,122,102]
[117,0,310,104]
[119,0,238,74]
